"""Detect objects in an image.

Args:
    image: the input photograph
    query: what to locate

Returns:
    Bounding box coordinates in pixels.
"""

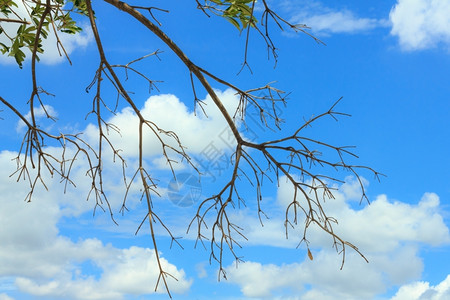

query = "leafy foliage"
[207,0,257,31]
[0,0,256,67]
[0,0,85,67]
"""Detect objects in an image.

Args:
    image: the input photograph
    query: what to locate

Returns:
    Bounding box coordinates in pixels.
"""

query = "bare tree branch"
[0,0,382,297]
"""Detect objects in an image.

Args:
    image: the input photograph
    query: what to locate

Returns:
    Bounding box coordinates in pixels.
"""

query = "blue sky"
[1,0,450,299]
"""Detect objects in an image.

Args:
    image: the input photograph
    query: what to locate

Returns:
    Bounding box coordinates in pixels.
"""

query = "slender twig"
[0,18,30,24]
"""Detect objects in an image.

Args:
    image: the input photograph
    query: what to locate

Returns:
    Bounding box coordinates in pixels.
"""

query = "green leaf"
[237,3,252,16]
[9,39,25,68]
[225,16,241,31]
[0,42,9,54]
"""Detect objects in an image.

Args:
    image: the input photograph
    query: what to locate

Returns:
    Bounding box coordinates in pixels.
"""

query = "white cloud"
[281,1,387,36]
[0,294,14,300]
[227,177,449,251]
[225,250,386,299]
[298,10,384,35]
[0,150,191,299]
[225,261,304,298]
[0,89,247,299]
[15,246,192,299]
[195,262,208,279]
[0,3,92,66]
[223,177,450,299]
[390,0,450,51]
[276,179,450,253]
[3,82,450,300]
[326,192,450,253]
[84,89,240,161]
[391,275,450,300]
[16,104,58,132]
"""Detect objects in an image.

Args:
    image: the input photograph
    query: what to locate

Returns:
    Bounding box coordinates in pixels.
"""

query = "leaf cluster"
[0,0,86,67]
[204,0,257,31]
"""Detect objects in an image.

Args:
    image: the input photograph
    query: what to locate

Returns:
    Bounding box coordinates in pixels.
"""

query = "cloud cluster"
[83,89,240,165]
[3,88,450,299]
[390,0,450,51]
[281,0,450,52]
[15,245,191,300]
[1,89,244,298]
[0,150,191,300]
[224,177,450,299]
[16,105,58,133]
[391,275,450,300]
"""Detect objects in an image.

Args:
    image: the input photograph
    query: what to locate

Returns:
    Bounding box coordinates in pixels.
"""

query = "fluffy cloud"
[224,177,450,299]
[391,275,450,300]
[0,3,92,66]
[0,150,191,299]
[390,0,450,50]
[226,176,449,251]
[3,85,450,299]
[226,250,389,299]
[281,0,450,51]
[15,246,192,299]
[16,104,58,132]
[84,89,240,162]
[224,261,304,298]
